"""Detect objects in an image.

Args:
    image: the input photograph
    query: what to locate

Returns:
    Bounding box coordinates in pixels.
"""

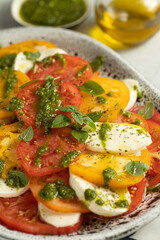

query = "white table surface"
[0,1,160,239]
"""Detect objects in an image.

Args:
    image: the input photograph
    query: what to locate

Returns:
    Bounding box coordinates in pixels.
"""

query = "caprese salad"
[0,39,159,235]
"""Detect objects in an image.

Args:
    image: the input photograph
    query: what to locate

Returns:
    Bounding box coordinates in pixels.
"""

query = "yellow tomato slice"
[69,149,150,188]
[80,77,130,122]
[0,40,57,57]
[0,123,23,178]
[0,71,30,120]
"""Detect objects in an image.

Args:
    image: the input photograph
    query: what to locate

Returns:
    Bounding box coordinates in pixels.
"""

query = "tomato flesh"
[27,54,93,86]
[17,127,85,177]
[16,80,81,128]
[0,190,83,235]
[127,178,147,214]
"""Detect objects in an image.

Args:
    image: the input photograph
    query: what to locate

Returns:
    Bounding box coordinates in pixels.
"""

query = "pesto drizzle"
[36,76,60,134]
[61,150,81,168]
[35,144,49,167]
[76,64,89,78]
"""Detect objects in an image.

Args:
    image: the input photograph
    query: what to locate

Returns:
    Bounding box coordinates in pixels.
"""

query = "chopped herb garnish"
[0,159,5,177]
[133,85,142,99]
[20,79,39,89]
[131,118,141,126]
[23,51,40,61]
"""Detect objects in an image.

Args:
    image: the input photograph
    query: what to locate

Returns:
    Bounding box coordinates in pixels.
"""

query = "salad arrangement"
[0,39,159,236]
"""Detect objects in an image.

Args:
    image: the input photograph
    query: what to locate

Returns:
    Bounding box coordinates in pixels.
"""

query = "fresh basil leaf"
[71,112,83,125]
[87,112,103,122]
[79,81,105,95]
[58,104,79,112]
[125,161,149,177]
[71,130,88,143]
[18,126,34,142]
[90,56,104,73]
[20,79,40,89]
[138,102,154,120]
[23,51,40,61]
[51,114,71,128]
[82,115,96,130]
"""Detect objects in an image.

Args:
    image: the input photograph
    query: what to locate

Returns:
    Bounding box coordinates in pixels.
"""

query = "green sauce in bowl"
[19,0,87,27]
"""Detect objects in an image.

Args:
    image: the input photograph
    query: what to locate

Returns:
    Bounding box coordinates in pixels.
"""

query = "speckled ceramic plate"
[0,27,160,240]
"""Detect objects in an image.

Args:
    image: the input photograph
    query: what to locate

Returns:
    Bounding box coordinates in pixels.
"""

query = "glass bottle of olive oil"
[95,0,160,49]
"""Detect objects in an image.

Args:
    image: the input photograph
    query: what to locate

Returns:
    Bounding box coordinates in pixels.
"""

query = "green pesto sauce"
[42,56,53,67]
[123,111,132,118]
[0,68,17,99]
[114,200,129,208]
[5,170,28,189]
[36,76,60,134]
[76,64,89,78]
[131,118,141,126]
[84,189,97,201]
[107,91,114,97]
[55,53,66,66]
[99,122,112,141]
[133,85,142,99]
[96,96,107,104]
[6,96,24,112]
[35,144,49,167]
[103,167,117,184]
[61,150,80,168]
[39,180,76,201]
[0,159,5,177]
[0,53,17,69]
[20,0,86,27]
[95,199,104,206]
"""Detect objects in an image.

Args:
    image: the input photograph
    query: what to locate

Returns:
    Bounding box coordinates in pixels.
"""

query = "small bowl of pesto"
[11,0,91,28]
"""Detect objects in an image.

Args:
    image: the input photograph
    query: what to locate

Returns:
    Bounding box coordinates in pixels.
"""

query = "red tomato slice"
[16,80,81,128]
[17,127,85,177]
[30,170,89,213]
[147,120,160,152]
[0,190,83,235]
[112,111,149,131]
[27,54,93,86]
[126,178,147,214]
[132,106,160,124]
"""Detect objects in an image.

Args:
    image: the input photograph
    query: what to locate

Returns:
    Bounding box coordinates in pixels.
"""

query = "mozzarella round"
[14,48,67,74]
[38,202,81,227]
[83,122,152,155]
[69,172,131,217]
[0,178,29,198]
[122,79,141,110]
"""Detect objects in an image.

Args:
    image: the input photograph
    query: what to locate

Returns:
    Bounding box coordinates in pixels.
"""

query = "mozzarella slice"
[0,178,29,198]
[83,122,152,155]
[69,173,131,217]
[38,202,81,227]
[122,79,141,110]
[14,48,67,74]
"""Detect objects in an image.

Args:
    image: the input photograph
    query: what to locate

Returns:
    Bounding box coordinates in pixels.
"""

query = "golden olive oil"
[95,0,160,49]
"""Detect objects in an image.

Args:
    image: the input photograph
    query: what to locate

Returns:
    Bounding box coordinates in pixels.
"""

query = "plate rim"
[0,26,160,240]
